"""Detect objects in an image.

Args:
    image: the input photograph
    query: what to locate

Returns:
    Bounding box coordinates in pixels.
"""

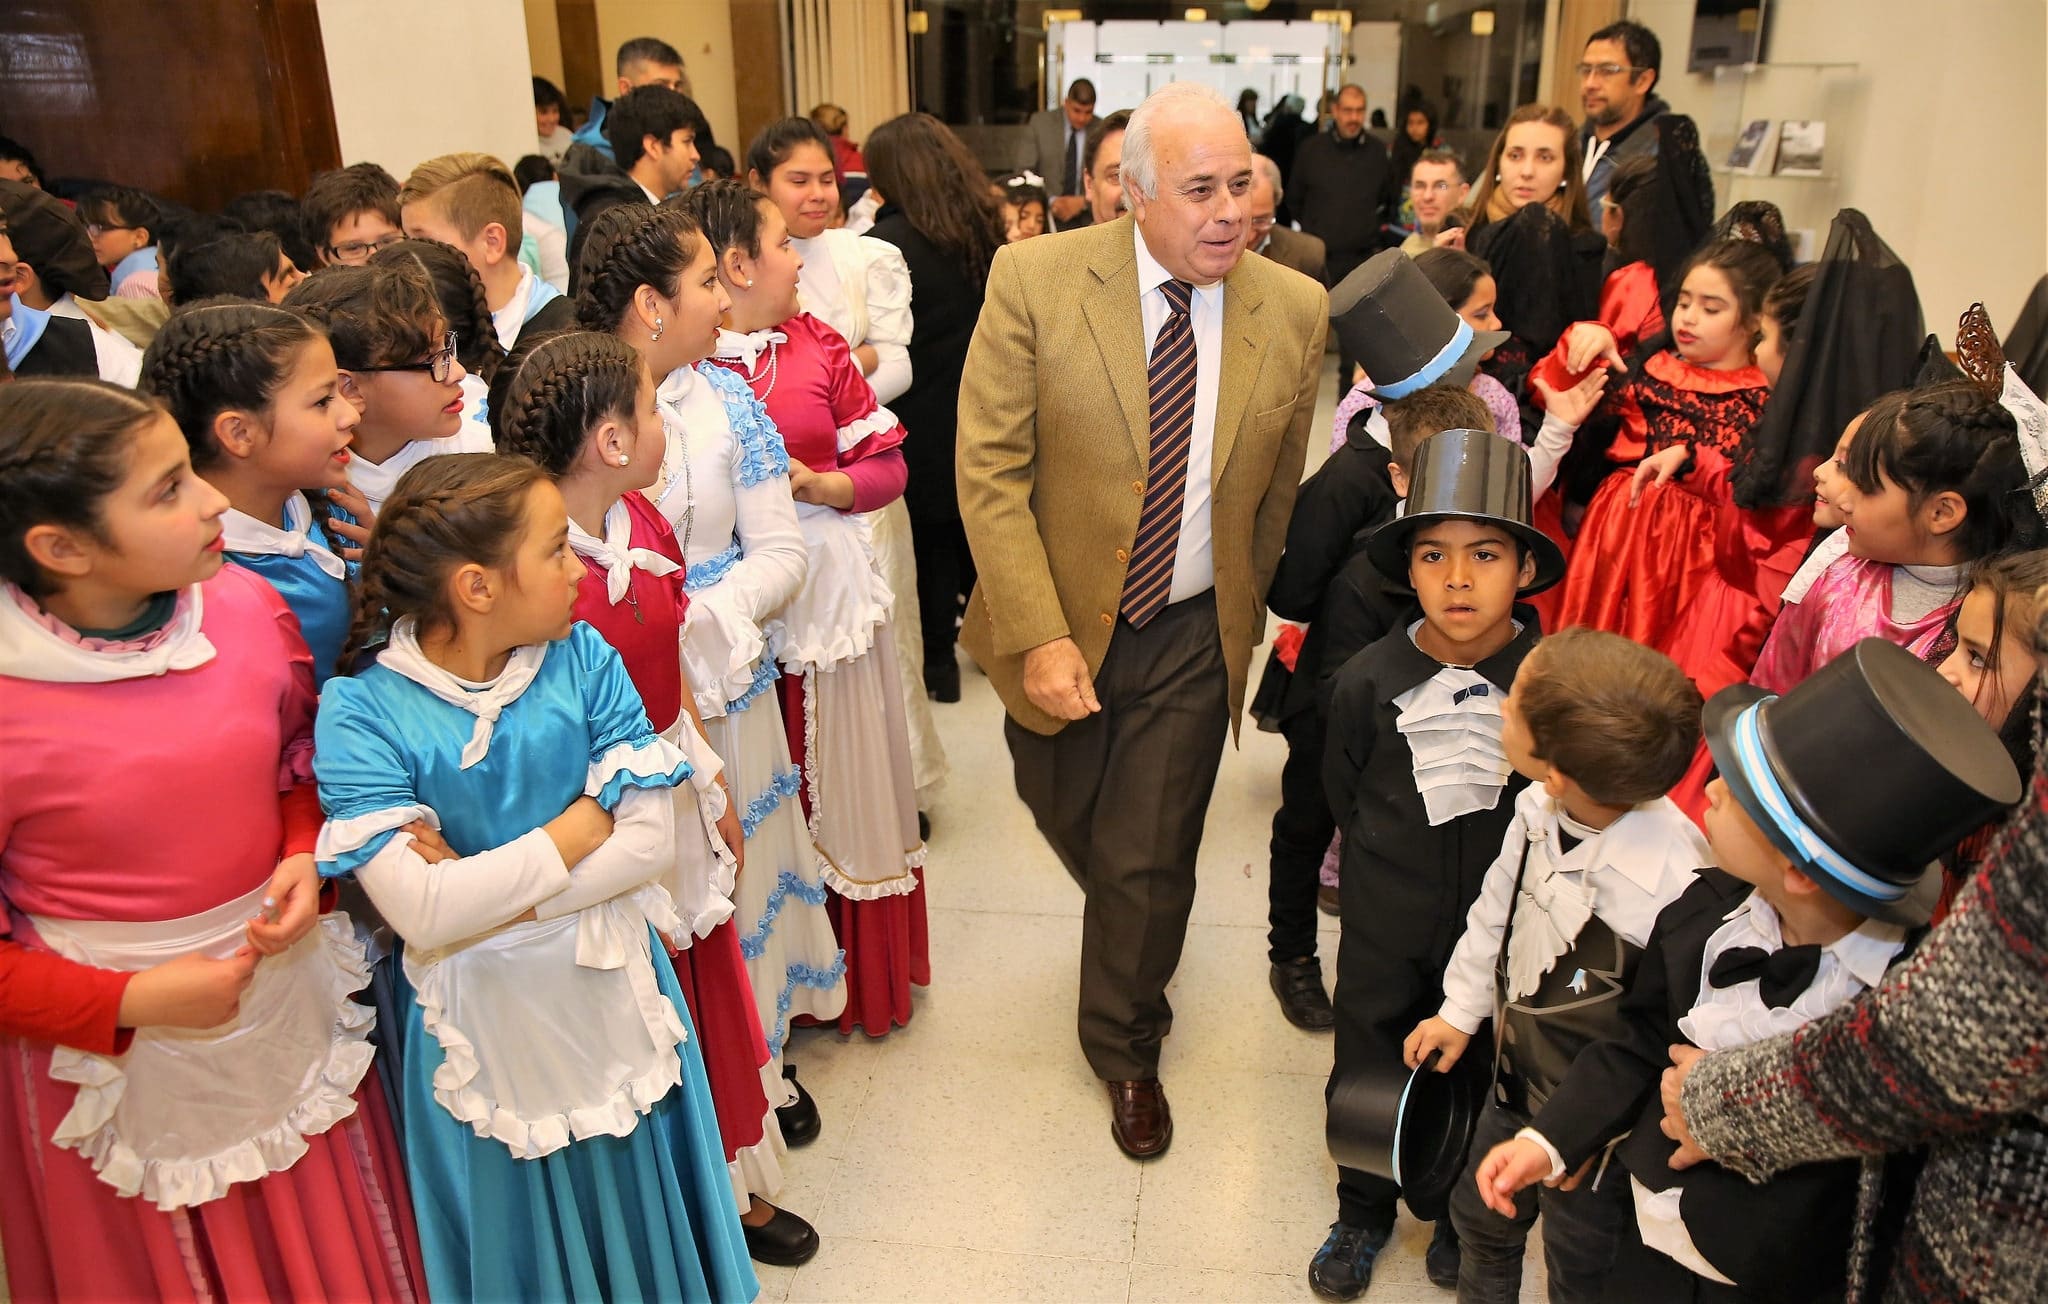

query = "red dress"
[569,492,775,1194]
[1551,349,1770,649]
[709,315,930,1039]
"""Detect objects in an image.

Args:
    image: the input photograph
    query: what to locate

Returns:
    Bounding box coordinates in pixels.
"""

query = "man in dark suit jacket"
[1028,79,1097,230]
[1247,155,1326,283]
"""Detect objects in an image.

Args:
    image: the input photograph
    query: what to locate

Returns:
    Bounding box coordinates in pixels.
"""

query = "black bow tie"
[1708,943,1824,1009]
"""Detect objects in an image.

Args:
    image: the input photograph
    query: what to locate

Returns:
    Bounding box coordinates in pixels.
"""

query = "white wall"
[593,0,741,158]
[317,0,539,180]
[1626,0,2048,335]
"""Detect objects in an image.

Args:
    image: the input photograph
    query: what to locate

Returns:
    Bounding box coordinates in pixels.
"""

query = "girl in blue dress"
[313,452,757,1301]
[142,300,361,683]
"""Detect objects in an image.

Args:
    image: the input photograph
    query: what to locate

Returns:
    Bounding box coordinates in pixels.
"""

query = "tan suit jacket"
[956,216,1330,737]
[1258,225,1328,284]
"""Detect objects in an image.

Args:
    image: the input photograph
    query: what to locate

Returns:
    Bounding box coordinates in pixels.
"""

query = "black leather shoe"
[925,659,961,702]
[1425,1218,1461,1290]
[743,1201,820,1266]
[1317,885,1341,917]
[918,810,931,843]
[1271,958,1335,1031]
[776,1063,821,1147]
[1308,1221,1388,1300]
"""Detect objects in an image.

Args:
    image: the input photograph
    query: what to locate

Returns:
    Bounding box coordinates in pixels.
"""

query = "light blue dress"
[315,624,758,1302]
[228,548,352,684]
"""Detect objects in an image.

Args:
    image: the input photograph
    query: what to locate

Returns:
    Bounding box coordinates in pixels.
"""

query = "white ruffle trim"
[585,736,693,802]
[817,852,923,902]
[414,895,688,1160]
[769,509,891,673]
[48,914,375,1210]
[678,781,739,943]
[834,405,901,454]
[681,596,770,721]
[316,803,438,862]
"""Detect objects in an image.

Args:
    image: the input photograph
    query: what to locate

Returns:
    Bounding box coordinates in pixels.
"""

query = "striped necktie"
[1122,278,1197,628]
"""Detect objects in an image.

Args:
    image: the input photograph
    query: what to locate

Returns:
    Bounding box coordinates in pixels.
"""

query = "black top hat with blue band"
[1329,249,1511,402]
[1326,1046,1490,1222]
[1702,638,2022,926]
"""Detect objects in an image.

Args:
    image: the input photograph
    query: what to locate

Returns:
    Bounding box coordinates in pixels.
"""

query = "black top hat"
[1330,249,1509,401]
[1703,638,2022,926]
[1327,1049,1490,1222]
[1365,428,1568,594]
[0,180,110,302]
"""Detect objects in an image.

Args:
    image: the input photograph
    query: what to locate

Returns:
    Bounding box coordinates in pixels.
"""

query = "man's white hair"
[1250,153,1284,203]
[1121,82,1238,202]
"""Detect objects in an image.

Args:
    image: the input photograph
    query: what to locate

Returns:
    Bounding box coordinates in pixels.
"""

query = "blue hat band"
[1373,319,1474,401]
[1733,702,1906,903]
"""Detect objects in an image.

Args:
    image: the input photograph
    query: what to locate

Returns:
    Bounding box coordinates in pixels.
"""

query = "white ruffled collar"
[220,495,347,580]
[377,619,547,768]
[569,500,681,605]
[0,582,214,683]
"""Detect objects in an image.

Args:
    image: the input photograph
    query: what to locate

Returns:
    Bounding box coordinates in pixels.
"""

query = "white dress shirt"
[1133,224,1220,604]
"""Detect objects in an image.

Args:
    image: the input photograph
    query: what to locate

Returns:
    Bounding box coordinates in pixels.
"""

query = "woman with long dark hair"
[863,113,1009,701]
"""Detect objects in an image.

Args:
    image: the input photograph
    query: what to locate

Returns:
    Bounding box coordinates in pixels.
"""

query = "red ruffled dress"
[1527,263,1666,633]
[1549,345,1770,649]
[710,314,930,1039]
[568,491,787,1208]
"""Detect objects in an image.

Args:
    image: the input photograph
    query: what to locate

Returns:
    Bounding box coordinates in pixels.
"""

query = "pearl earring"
[1495,173,1502,184]
[651,316,665,342]
[745,278,755,288]
[618,454,630,467]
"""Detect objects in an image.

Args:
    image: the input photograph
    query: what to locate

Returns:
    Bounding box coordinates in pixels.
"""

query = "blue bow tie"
[1452,683,1491,705]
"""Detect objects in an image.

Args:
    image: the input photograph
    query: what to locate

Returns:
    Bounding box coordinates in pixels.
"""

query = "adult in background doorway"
[1030,79,1099,230]
[1288,85,1389,396]
[957,82,1328,1161]
[1247,155,1326,283]
[1578,20,1669,211]
[570,35,691,165]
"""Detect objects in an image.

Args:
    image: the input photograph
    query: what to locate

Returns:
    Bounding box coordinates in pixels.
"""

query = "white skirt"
[800,627,926,902]
[863,498,947,803]
[710,668,847,1062]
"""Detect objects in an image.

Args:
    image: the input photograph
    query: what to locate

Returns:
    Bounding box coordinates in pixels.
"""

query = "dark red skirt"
[666,919,770,1161]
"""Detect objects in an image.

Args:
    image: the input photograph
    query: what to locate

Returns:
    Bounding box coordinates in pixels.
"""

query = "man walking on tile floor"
[956,80,1328,1159]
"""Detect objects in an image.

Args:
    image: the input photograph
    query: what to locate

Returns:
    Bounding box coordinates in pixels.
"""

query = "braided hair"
[677,179,768,263]
[140,299,322,470]
[1846,379,2033,560]
[572,202,704,332]
[283,262,441,370]
[0,380,164,598]
[346,452,549,656]
[492,331,646,474]
[373,238,507,384]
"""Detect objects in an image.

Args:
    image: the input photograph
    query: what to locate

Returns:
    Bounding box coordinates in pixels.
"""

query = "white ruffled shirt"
[1390,621,1521,826]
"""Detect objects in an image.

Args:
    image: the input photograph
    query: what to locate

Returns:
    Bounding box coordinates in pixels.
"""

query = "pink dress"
[1749,554,1962,695]
[0,567,423,1302]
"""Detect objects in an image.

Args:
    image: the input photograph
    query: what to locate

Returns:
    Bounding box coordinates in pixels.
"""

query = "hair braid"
[492,330,645,475]
[372,238,508,384]
[0,381,165,597]
[140,299,322,470]
[573,202,703,333]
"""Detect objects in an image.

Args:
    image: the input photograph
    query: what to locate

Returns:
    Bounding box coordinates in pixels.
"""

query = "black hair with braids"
[572,201,704,331]
[372,237,507,384]
[676,179,767,262]
[346,453,550,656]
[284,262,442,371]
[1846,379,2034,561]
[491,331,647,475]
[140,299,323,471]
[0,380,165,598]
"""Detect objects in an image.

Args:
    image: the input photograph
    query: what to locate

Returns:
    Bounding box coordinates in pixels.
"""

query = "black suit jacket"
[1533,871,1866,1302]
[867,207,986,525]
[1323,615,1541,962]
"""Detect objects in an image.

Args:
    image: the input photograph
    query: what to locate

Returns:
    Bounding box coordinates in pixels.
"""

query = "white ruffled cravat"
[377,619,546,768]
[220,495,347,580]
[712,326,787,375]
[0,583,215,683]
[569,501,682,605]
[1504,823,1596,1002]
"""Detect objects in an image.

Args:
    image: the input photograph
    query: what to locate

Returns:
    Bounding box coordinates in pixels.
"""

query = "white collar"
[1720,894,1905,990]
[376,618,547,768]
[713,326,787,373]
[1132,222,1224,298]
[569,499,681,604]
[1568,797,1710,896]
[220,495,347,580]
[0,582,214,683]
[491,264,538,350]
[656,363,700,406]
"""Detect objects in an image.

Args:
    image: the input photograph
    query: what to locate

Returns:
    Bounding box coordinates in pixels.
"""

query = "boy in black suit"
[1475,639,2021,1302]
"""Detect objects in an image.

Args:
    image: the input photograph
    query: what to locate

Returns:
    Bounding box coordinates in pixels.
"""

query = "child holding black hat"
[1404,628,1708,1301]
[1313,428,1566,1300]
[1474,638,2022,1302]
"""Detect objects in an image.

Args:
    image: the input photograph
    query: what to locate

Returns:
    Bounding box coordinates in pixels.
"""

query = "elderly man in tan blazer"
[957,81,1329,1160]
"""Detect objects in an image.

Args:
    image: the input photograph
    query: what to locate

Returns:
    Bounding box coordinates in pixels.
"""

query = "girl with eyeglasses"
[283,263,488,530]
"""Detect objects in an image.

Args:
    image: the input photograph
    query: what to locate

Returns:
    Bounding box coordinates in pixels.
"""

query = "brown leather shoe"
[1104,1078,1173,1159]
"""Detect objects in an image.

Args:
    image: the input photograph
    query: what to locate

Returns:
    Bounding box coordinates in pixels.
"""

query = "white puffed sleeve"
[857,235,914,405]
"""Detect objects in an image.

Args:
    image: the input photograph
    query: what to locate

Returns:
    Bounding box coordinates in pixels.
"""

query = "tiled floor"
[755,365,1551,1302]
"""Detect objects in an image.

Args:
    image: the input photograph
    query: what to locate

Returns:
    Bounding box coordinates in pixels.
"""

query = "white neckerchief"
[220,495,347,580]
[377,618,547,768]
[1678,892,1904,1052]
[491,264,538,351]
[713,326,787,375]
[569,500,682,604]
[0,582,214,683]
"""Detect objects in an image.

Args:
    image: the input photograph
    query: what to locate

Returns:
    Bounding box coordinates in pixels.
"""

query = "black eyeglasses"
[355,331,459,384]
[325,232,406,264]
[85,223,142,239]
